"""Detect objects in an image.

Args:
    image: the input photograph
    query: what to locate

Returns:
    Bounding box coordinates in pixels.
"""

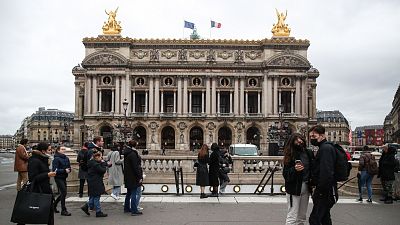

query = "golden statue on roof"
[271,9,291,37]
[102,7,122,35]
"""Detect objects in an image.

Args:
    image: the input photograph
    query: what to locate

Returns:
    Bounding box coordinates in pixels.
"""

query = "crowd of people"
[11,124,399,225]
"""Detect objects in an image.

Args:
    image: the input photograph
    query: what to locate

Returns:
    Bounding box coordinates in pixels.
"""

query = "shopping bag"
[11,182,53,224]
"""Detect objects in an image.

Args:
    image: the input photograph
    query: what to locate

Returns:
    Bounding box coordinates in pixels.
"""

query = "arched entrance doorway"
[161,126,175,150]
[133,126,147,150]
[100,125,113,149]
[189,126,203,151]
[218,127,232,150]
[246,126,261,150]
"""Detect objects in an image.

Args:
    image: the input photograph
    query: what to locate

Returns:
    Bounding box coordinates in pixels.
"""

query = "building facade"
[15,107,74,146]
[353,125,384,147]
[72,15,320,154]
[0,135,15,149]
[316,110,350,145]
[384,84,400,144]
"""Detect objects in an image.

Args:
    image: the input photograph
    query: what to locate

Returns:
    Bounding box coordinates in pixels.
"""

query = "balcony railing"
[245,113,263,118]
[96,111,114,117]
[189,113,206,118]
[160,112,177,118]
[217,113,233,117]
[130,112,148,118]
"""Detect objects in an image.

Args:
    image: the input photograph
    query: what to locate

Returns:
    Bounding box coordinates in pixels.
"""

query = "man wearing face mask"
[308,125,338,225]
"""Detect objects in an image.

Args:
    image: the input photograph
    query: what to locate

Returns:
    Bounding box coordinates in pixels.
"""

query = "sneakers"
[356,198,363,202]
[80,204,90,216]
[96,211,108,217]
[110,193,118,200]
[131,211,143,216]
[137,206,144,211]
[54,206,60,213]
[61,210,71,216]
[366,199,372,203]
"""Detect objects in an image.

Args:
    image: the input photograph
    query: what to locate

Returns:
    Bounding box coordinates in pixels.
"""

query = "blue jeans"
[124,187,139,213]
[112,186,121,197]
[136,186,142,207]
[359,170,374,199]
[87,195,101,213]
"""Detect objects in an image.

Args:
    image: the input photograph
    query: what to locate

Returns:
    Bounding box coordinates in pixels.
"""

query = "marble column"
[273,77,278,115]
[234,78,239,115]
[262,75,268,116]
[177,78,182,115]
[85,76,90,114]
[92,76,97,114]
[111,90,114,112]
[154,78,159,114]
[291,90,294,114]
[115,76,120,114]
[173,91,176,113]
[240,78,245,115]
[149,77,154,114]
[132,91,135,113]
[230,91,233,114]
[295,77,301,115]
[145,91,148,113]
[125,74,130,114]
[160,91,164,113]
[258,91,261,114]
[189,91,192,114]
[245,91,248,114]
[183,78,188,114]
[98,90,102,112]
[217,91,220,114]
[211,78,216,115]
[205,78,211,114]
[202,91,205,114]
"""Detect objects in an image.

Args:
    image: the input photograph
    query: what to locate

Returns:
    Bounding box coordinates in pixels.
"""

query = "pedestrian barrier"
[254,167,280,195]
[173,166,184,195]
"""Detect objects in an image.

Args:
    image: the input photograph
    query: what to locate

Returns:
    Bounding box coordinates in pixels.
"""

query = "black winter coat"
[209,150,222,187]
[87,142,103,160]
[311,140,338,197]
[378,151,397,181]
[52,152,71,179]
[283,148,314,196]
[28,150,52,194]
[123,147,143,189]
[87,159,107,196]
[196,154,209,186]
[77,149,89,172]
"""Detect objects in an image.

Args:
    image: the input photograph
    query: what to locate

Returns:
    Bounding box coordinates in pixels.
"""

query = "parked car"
[352,151,362,161]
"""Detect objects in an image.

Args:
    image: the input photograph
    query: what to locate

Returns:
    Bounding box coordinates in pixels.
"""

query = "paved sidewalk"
[1,188,399,225]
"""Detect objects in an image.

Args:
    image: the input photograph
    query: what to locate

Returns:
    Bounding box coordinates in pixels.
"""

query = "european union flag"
[184,20,195,29]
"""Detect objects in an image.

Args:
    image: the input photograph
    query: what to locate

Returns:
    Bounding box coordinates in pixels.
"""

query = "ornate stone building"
[72,11,319,154]
[384,84,400,143]
[15,107,74,146]
[316,110,350,145]
[0,135,15,149]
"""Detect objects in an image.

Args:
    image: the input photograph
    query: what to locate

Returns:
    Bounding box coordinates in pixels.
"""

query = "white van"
[229,144,258,156]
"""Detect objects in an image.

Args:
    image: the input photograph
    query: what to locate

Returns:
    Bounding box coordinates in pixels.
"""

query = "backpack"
[327,142,352,182]
[366,154,379,175]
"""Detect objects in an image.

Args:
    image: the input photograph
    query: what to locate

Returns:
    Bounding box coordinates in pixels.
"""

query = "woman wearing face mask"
[52,146,72,216]
[283,133,314,225]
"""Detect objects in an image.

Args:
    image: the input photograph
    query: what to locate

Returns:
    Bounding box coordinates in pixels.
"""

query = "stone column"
[125,74,131,114]
[230,91,233,114]
[291,90,294,114]
[278,90,281,110]
[173,91,176,113]
[132,91,136,113]
[217,91,220,114]
[74,82,80,117]
[111,90,114,112]
[312,85,317,118]
[295,77,301,115]
[189,91,192,114]
[92,76,97,114]
[177,77,182,115]
[115,76,120,114]
[149,77,154,114]
[160,91,164,113]
[262,74,267,116]
[202,91,205,114]
[98,90,102,112]
[245,91,248,114]
[268,78,273,114]
[183,77,188,114]
[234,78,239,115]
[273,77,278,115]
[85,76,91,114]
[240,78,245,115]
[205,77,211,114]
[211,78,216,115]
[121,75,126,105]
[302,78,307,116]
[154,77,159,114]
[258,91,261,114]
[145,91,148,113]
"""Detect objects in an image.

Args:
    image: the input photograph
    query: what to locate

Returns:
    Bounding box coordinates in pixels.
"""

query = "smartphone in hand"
[295,160,302,165]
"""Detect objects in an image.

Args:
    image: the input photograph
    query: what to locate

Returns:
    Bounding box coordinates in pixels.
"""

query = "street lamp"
[121,98,132,143]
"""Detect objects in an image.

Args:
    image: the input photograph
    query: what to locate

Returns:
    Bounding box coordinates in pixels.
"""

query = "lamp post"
[121,98,131,143]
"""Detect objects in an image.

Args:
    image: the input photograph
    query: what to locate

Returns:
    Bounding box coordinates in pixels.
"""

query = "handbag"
[11,181,53,224]
[193,160,200,168]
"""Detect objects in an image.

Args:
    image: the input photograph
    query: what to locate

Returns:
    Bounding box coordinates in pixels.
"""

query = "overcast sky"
[0,0,399,135]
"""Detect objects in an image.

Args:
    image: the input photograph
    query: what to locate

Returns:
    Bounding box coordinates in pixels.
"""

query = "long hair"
[198,144,209,158]
[283,133,307,165]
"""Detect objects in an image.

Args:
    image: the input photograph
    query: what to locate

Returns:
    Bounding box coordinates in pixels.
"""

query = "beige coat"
[14,144,29,172]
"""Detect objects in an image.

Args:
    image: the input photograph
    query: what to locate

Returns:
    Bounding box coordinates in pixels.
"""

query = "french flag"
[211,20,222,28]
